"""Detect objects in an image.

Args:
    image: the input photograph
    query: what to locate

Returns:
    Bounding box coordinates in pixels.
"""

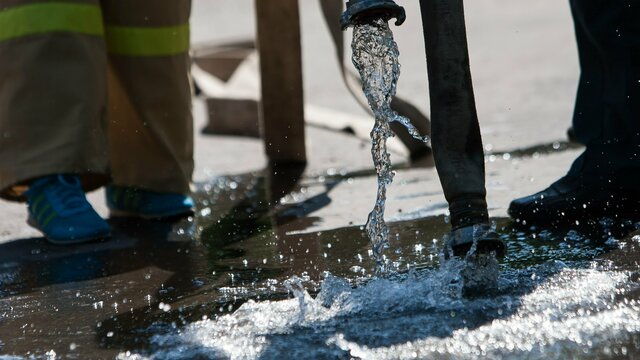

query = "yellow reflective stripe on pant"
[0,2,104,42]
[105,23,189,56]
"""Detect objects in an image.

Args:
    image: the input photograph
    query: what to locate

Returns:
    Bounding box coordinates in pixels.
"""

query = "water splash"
[351,19,429,273]
[119,263,640,360]
[451,223,501,294]
[283,276,308,324]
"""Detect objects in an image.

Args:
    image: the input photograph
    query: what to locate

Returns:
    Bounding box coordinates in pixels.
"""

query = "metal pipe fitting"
[340,0,406,29]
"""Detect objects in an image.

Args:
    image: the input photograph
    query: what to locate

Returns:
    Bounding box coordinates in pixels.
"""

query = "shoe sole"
[27,217,111,245]
[508,191,640,227]
[109,208,194,220]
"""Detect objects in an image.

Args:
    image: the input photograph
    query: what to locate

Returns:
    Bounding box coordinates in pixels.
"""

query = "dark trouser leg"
[509,1,640,225]
[569,0,640,183]
[419,0,488,230]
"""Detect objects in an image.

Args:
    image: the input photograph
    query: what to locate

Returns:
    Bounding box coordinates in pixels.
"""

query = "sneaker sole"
[27,217,111,245]
[109,208,194,220]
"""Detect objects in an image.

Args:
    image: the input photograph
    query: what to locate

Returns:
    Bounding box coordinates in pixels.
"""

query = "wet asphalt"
[1,1,639,358]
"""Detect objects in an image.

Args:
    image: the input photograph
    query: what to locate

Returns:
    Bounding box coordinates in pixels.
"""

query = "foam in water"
[118,261,639,360]
[351,19,429,273]
[452,224,501,294]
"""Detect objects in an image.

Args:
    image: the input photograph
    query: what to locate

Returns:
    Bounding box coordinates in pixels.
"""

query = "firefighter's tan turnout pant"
[0,0,194,201]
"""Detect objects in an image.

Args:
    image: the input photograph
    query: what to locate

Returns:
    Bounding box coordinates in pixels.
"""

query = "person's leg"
[509,0,640,226]
[0,0,110,199]
[569,0,605,147]
[419,0,504,257]
[570,0,640,177]
[0,0,111,242]
[101,0,195,218]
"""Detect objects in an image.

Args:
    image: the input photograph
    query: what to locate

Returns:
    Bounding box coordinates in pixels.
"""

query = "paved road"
[0,0,581,241]
[0,3,604,358]
[190,0,579,151]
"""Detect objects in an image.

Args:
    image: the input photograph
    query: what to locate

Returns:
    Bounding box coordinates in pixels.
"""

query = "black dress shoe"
[508,174,640,227]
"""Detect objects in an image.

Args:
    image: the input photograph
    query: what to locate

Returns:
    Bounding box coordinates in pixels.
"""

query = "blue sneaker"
[106,185,194,219]
[26,175,111,244]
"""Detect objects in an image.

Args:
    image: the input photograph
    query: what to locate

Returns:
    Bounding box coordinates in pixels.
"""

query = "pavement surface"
[2,1,622,359]
[0,0,581,241]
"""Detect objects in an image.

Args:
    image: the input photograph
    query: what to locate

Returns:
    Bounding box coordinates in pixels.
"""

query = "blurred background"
[190,0,579,152]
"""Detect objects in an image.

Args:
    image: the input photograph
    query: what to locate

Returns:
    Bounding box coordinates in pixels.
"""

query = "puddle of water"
[118,255,640,360]
[111,176,639,359]
[351,18,428,273]
[1,172,639,359]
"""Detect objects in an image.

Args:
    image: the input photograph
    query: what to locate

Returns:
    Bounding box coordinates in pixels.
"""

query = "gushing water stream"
[351,19,429,273]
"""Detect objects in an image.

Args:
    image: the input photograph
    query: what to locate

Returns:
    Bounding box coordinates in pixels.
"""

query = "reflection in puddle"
[0,171,639,359]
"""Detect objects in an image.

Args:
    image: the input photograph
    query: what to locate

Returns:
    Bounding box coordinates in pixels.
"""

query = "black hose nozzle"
[340,0,406,30]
